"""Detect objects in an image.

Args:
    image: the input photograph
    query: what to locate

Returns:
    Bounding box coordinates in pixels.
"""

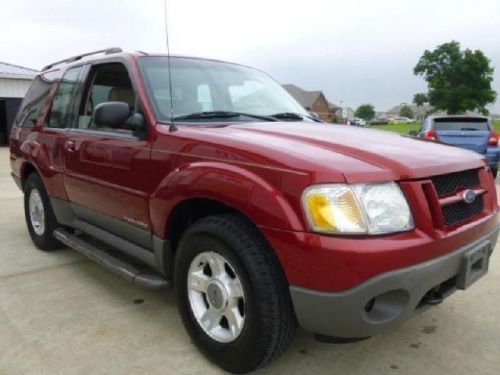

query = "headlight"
[302,182,414,235]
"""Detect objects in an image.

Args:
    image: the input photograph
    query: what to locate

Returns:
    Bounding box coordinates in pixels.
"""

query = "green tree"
[414,41,496,115]
[399,105,414,119]
[355,104,375,121]
[413,93,428,107]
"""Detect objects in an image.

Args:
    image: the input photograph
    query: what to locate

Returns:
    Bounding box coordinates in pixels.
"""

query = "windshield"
[433,118,490,131]
[138,56,311,122]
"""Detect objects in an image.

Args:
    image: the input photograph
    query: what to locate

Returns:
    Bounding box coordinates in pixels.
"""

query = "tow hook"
[422,289,444,305]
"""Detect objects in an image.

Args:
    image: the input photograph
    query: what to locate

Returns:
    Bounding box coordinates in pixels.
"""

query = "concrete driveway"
[1,146,499,375]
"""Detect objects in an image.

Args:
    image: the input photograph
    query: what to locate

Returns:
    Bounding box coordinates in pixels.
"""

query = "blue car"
[418,115,499,178]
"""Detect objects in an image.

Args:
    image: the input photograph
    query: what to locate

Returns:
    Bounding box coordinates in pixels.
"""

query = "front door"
[62,62,152,249]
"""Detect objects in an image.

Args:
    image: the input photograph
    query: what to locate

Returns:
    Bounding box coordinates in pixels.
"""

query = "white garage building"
[0,62,37,145]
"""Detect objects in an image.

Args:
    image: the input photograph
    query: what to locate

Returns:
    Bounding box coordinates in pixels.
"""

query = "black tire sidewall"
[23,174,59,250]
[175,225,280,373]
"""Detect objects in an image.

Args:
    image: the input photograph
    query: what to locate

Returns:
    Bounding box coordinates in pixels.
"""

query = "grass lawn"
[371,119,500,135]
[493,119,500,133]
[369,122,422,134]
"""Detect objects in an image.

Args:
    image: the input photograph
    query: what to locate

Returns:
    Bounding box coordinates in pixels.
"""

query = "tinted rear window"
[16,70,60,127]
[433,117,489,131]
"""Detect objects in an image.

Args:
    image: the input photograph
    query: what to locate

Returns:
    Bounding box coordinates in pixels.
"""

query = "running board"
[53,228,171,289]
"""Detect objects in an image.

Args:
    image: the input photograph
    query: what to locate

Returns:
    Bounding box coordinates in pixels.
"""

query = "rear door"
[63,61,152,249]
[434,117,490,154]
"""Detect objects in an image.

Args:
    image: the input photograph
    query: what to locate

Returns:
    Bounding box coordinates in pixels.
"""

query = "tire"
[23,173,61,251]
[492,168,497,179]
[175,214,296,373]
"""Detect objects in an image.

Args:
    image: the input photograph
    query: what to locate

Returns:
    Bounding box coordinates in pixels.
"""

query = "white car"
[349,118,366,126]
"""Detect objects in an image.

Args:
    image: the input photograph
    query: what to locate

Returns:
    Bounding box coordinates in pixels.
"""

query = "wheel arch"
[165,197,239,254]
[150,161,305,240]
[161,197,292,287]
[20,161,41,189]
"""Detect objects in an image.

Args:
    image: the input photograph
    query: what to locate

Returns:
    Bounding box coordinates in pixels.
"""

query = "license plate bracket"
[456,242,491,290]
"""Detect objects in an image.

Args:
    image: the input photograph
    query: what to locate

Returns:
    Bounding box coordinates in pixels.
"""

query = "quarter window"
[47,66,83,128]
[16,70,60,127]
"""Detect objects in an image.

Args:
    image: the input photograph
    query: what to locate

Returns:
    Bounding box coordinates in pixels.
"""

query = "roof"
[282,84,325,109]
[37,46,266,73]
[0,61,38,78]
[328,101,341,111]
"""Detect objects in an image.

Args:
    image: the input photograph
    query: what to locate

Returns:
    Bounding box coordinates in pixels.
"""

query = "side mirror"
[127,113,147,136]
[409,130,418,136]
[93,101,131,128]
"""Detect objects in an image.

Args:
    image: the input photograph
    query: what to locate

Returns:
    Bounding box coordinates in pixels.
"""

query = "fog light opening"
[363,289,409,324]
[364,298,376,312]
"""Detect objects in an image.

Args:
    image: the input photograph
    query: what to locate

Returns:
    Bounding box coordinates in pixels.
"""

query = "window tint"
[16,70,60,127]
[78,63,135,133]
[48,67,83,128]
[434,118,489,131]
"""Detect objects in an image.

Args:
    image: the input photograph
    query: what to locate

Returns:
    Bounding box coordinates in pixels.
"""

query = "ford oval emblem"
[462,189,476,204]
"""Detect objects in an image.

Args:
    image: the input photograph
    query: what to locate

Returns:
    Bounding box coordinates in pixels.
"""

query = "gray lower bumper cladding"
[290,226,499,338]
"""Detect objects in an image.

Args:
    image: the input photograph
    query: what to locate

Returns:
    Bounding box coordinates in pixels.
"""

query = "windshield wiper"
[270,112,322,122]
[172,111,277,122]
[270,112,306,121]
[460,127,479,131]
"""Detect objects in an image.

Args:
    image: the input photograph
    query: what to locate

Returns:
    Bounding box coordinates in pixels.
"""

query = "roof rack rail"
[42,47,123,71]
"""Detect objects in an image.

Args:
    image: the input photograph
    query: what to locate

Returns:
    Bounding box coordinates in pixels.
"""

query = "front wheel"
[175,214,296,373]
[23,173,61,250]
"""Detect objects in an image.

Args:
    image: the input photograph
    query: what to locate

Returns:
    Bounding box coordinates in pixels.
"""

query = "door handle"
[65,140,76,152]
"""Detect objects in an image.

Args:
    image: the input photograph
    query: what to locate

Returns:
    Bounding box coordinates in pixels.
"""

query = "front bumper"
[290,225,499,338]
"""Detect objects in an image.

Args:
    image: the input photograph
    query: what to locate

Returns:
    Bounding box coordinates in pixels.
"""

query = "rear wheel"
[175,214,296,373]
[23,173,61,251]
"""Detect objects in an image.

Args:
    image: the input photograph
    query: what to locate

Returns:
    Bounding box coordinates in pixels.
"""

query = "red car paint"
[10,52,499,292]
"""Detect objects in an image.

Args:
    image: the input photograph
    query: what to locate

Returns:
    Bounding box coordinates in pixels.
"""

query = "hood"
[168,122,486,183]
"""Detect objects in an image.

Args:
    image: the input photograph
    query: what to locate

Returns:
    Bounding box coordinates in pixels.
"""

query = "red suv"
[10,48,499,373]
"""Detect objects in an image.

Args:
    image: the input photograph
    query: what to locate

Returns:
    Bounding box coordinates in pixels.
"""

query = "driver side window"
[78,63,136,134]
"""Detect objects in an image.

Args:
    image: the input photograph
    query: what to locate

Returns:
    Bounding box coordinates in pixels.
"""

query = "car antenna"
[164,0,177,132]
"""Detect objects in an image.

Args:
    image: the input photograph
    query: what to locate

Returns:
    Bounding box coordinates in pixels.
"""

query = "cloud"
[1,0,498,112]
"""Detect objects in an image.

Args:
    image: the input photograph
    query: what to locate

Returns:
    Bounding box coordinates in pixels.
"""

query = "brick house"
[282,84,339,121]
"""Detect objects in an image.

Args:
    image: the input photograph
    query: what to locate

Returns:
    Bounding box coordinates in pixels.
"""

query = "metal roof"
[0,61,38,77]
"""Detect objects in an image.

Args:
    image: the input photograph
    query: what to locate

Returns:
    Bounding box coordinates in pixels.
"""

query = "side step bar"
[53,228,171,289]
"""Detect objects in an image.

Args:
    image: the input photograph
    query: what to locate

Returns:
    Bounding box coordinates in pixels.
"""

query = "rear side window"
[16,70,59,127]
[47,66,84,129]
[434,118,489,131]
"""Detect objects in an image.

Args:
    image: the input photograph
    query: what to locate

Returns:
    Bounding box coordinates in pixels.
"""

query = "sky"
[1,0,499,113]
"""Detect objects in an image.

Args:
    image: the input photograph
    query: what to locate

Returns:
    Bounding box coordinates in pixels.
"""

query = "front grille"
[442,197,484,226]
[431,169,480,196]
[429,169,484,227]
